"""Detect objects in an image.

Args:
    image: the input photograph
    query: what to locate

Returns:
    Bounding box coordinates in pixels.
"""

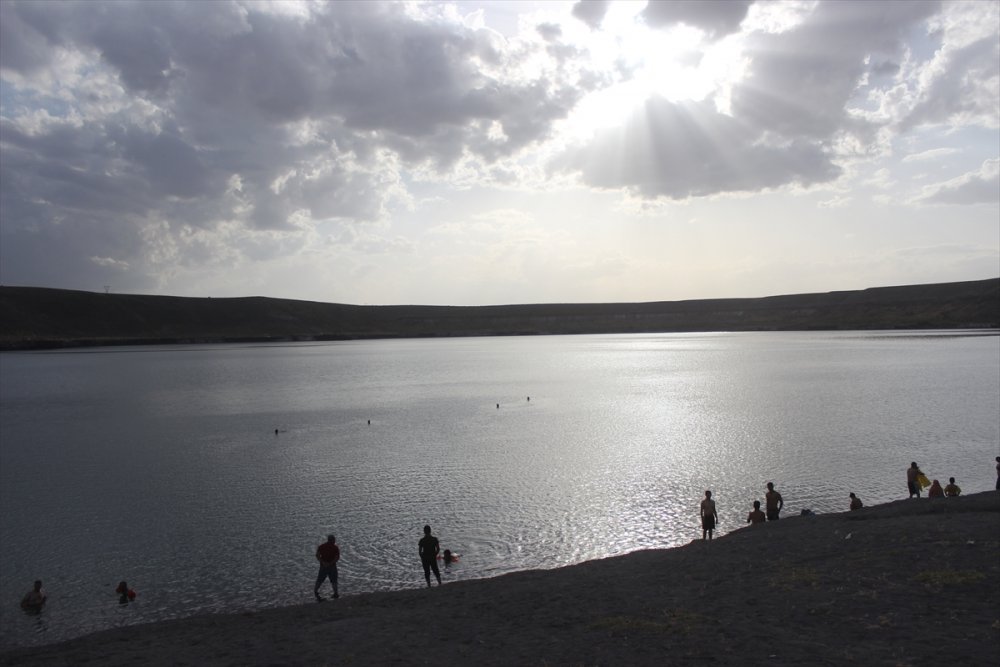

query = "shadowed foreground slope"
[1,278,998,349]
[3,492,997,666]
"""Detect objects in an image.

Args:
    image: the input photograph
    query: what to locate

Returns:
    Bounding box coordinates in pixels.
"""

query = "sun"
[560,4,747,138]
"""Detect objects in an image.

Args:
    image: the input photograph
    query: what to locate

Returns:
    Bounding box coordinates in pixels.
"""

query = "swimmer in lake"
[20,580,46,611]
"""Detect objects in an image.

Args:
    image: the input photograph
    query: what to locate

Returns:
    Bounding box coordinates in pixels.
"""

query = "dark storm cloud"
[641,0,752,39]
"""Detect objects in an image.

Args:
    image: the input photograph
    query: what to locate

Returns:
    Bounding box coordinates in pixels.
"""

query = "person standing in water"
[20,580,46,611]
[419,525,442,587]
[765,482,783,521]
[700,491,718,540]
[314,534,340,601]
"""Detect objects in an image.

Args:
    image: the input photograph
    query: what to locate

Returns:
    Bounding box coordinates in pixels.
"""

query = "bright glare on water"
[1,331,998,647]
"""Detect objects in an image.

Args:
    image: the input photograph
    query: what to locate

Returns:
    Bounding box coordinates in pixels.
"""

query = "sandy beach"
[3,492,998,666]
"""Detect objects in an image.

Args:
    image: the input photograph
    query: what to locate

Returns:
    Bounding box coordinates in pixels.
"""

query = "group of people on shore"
[699,481,785,540]
[906,461,969,498]
[697,457,999,541]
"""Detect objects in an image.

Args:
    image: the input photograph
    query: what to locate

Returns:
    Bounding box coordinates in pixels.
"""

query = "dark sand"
[3,492,998,666]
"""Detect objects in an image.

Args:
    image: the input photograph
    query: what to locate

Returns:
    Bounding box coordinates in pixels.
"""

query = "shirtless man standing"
[765,482,783,521]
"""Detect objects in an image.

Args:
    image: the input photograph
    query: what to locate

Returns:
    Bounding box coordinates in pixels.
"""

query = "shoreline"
[3,492,998,665]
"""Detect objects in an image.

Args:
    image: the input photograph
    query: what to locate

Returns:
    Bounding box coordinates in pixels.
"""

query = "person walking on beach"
[944,477,961,497]
[746,500,766,525]
[419,525,442,587]
[765,482,783,521]
[849,493,863,510]
[20,580,46,611]
[314,534,340,601]
[995,456,999,491]
[700,490,718,540]
[907,462,923,498]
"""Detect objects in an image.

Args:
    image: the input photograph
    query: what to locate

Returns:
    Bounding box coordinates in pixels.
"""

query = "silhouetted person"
[765,482,783,521]
[907,462,923,498]
[746,500,766,525]
[419,525,441,586]
[928,479,944,498]
[849,493,863,511]
[700,490,718,540]
[314,534,340,601]
[944,477,961,497]
[20,580,45,611]
[115,581,135,604]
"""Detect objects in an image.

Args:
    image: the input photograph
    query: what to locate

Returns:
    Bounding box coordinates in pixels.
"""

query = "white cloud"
[0,0,996,304]
[913,159,1000,205]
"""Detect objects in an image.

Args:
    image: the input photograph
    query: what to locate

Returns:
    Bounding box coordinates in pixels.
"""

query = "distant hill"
[0,278,997,350]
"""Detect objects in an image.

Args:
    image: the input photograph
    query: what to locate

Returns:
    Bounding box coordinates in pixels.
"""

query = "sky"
[0,0,998,306]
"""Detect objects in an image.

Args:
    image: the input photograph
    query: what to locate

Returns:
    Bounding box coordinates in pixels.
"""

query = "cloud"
[557,0,953,200]
[894,1,1000,131]
[730,1,940,140]
[556,97,840,199]
[901,147,960,163]
[641,0,753,39]
[0,0,596,289]
[913,159,1000,205]
[571,1,611,30]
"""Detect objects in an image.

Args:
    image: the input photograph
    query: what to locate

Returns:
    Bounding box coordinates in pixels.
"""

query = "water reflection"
[1,331,997,648]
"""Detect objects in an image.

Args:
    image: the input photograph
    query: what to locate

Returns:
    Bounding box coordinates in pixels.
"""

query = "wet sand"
[3,492,998,666]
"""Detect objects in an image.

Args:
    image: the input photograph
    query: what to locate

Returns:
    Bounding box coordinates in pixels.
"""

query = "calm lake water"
[1,331,998,648]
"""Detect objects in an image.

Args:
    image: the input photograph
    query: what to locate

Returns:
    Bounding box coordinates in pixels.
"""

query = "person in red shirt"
[314,534,340,601]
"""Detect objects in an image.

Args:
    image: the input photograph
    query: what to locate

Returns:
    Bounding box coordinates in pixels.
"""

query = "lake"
[1,331,998,648]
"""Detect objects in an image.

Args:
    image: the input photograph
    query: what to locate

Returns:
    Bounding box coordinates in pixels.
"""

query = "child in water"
[441,549,460,565]
[116,581,136,604]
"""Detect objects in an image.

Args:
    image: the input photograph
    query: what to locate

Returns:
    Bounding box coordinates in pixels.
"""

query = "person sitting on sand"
[907,462,923,498]
[419,525,442,587]
[746,500,766,525]
[928,479,944,498]
[765,482,783,521]
[314,534,340,601]
[849,493,863,511]
[20,580,46,611]
[944,477,961,497]
[701,490,718,540]
[115,581,136,604]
